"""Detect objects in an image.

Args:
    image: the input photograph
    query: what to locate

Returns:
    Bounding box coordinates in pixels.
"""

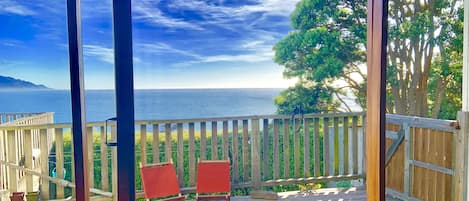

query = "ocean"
[0,88,283,123]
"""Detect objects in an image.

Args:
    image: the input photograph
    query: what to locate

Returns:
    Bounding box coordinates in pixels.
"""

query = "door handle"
[105,117,118,146]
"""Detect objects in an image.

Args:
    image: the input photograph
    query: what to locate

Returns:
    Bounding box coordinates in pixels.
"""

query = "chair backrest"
[140,162,181,199]
[196,160,231,194]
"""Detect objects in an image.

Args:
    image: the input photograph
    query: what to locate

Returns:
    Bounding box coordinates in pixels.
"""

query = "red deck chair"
[196,160,231,201]
[140,161,185,201]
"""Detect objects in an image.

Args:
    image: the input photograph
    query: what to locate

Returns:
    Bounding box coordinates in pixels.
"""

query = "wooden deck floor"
[232,187,405,201]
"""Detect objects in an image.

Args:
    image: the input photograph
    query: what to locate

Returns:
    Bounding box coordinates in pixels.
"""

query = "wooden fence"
[0,112,54,194]
[0,112,366,200]
[385,114,460,201]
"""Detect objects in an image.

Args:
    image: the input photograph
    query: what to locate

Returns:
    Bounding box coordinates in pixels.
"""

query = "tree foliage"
[274,0,462,119]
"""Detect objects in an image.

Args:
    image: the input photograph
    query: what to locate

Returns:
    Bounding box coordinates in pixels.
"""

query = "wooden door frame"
[366,0,388,200]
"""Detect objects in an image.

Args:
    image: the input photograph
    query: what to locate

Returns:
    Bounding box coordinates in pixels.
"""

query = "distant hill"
[0,75,48,89]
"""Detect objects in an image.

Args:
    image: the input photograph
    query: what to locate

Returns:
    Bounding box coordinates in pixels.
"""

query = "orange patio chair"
[140,161,185,201]
[196,160,231,201]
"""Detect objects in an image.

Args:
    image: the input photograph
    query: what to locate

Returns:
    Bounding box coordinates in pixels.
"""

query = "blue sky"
[0,0,299,89]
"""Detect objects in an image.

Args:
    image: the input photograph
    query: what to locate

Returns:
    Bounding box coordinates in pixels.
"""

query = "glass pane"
[386,0,462,200]
[0,2,73,200]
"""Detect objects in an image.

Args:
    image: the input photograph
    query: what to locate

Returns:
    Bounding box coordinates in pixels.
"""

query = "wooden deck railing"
[0,112,54,195]
[385,114,460,201]
[0,112,367,200]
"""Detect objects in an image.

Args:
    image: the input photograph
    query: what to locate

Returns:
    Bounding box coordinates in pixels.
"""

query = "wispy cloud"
[83,44,141,64]
[0,39,23,47]
[0,0,35,16]
[133,0,203,30]
[83,45,115,64]
[137,39,274,66]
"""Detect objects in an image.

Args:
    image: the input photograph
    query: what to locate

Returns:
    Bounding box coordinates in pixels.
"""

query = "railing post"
[40,128,49,200]
[55,128,65,198]
[251,119,261,190]
[7,130,18,192]
[455,111,469,201]
[111,125,118,201]
[403,123,412,196]
[24,129,33,192]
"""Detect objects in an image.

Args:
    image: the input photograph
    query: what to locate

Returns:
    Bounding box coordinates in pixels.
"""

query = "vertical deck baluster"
[323,117,330,176]
[140,124,147,165]
[200,122,207,160]
[0,129,4,189]
[343,117,349,175]
[189,122,196,186]
[283,119,290,178]
[7,130,18,192]
[165,124,172,162]
[56,128,65,198]
[232,120,239,183]
[100,126,109,191]
[251,119,261,189]
[333,117,340,175]
[263,119,270,180]
[24,129,33,192]
[304,118,310,177]
[40,129,49,199]
[223,121,229,160]
[87,127,94,188]
[352,116,358,174]
[273,119,280,179]
[294,118,300,178]
[314,118,320,177]
[242,120,249,181]
[111,125,117,199]
[152,124,160,163]
[211,121,218,160]
[177,123,184,185]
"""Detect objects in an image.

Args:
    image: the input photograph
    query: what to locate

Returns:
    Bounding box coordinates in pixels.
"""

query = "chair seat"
[196,194,230,201]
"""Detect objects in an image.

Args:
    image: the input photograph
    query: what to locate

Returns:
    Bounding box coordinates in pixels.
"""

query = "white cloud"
[83,45,115,64]
[133,0,203,30]
[0,0,35,16]
[167,0,300,28]
[83,45,140,64]
[137,43,201,59]
[137,40,275,65]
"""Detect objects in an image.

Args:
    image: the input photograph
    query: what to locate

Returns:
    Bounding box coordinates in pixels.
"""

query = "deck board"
[232,188,404,201]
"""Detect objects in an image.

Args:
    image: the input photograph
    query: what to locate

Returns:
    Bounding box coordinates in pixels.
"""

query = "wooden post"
[55,128,65,198]
[251,119,261,189]
[403,123,412,196]
[177,123,184,185]
[456,111,469,201]
[100,126,109,192]
[87,127,94,189]
[24,129,33,192]
[152,124,160,163]
[263,119,270,180]
[140,124,147,165]
[165,124,172,162]
[111,125,118,201]
[189,123,196,186]
[211,121,218,160]
[232,120,239,183]
[7,130,18,192]
[200,122,207,160]
[366,0,388,199]
[40,129,49,199]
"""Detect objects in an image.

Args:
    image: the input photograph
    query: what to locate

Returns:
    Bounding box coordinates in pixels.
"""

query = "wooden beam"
[366,0,388,200]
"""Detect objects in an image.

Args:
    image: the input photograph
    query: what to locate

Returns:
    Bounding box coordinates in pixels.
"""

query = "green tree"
[274,0,462,118]
[274,82,340,114]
